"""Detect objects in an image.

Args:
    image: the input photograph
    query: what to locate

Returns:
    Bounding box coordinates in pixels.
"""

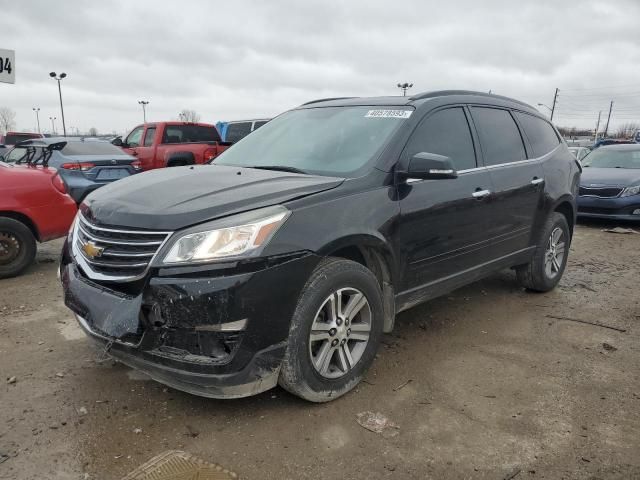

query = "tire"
[516,212,570,292]
[278,258,384,402]
[0,217,37,279]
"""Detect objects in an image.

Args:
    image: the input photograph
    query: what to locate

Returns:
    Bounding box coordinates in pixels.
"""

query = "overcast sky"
[2,0,640,135]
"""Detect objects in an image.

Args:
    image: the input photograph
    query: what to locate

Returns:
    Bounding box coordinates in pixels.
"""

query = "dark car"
[0,138,141,203]
[60,90,580,402]
[577,144,640,221]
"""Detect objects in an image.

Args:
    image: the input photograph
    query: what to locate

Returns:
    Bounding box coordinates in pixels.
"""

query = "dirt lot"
[1,220,639,480]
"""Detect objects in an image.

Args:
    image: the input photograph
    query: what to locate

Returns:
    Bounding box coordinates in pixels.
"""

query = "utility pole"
[594,111,602,141]
[550,88,559,122]
[138,100,149,123]
[32,107,41,134]
[603,101,614,138]
[49,116,57,134]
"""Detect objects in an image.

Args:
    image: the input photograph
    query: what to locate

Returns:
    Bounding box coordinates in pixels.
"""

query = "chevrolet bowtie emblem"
[82,241,104,259]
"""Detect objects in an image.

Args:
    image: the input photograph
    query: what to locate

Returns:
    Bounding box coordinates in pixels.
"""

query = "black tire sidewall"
[280,259,383,400]
[0,218,37,279]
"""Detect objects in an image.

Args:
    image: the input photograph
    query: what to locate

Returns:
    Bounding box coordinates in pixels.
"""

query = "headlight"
[162,206,290,265]
[621,185,640,197]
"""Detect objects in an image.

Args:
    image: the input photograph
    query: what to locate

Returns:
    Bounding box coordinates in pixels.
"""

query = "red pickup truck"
[115,122,231,171]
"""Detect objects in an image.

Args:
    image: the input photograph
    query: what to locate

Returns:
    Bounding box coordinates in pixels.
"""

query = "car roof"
[297,90,538,113]
[598,143,640,151]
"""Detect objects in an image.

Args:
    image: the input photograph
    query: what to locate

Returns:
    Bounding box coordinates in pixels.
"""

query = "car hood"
[580,167,640,187]
[83,165,344,230]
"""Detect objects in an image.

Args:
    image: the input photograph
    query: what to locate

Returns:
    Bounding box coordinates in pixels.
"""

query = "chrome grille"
[73,214,172,281]
[579,186,623,198]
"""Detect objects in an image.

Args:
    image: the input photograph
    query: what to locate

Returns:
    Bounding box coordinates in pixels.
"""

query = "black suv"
[61,91,580,402]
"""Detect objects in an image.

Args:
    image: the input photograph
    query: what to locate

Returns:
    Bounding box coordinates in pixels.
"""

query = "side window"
[470,107,527,165]
[163,126,185,144]
[253,120,269,131]
[513,112,560,158]
[126,127,144,147]
[143,127,156,147]
[6,148,27,163]
[406,107,477,171]
[226,122,253,143]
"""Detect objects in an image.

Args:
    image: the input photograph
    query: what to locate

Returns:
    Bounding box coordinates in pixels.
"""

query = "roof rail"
[409,90,533,108]
[301,97,357,106]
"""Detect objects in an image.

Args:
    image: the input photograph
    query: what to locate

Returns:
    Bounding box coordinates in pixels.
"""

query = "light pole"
[49,116,57,135]
[397,82,413,96]
[537,103,553,114]
[49,72,67,136]
[138,100,149,123]
[32,107,41,133]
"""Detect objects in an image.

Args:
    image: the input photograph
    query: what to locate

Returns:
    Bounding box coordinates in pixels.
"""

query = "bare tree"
[614,122,640,139]
[178,109,201,123]
[88,127,99,136]
[0,107,16,134]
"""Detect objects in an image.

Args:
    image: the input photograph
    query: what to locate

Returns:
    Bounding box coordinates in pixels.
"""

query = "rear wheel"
[516,212,570,292]
[278,258,383,402]
[0,218,37,279]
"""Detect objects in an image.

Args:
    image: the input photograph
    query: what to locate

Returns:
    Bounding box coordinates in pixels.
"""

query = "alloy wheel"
[544,227,565,279]
[309,287,372,379]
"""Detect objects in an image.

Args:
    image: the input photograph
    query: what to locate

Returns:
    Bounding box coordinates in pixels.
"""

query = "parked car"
[577,144,640,221]
[0,131,44,147]
[0,161,77,278]
[568,146,591,162]
[216,119,270,143]
[114,122,231,170]
[0,137,141,204]
[593,138,634,149]
[60,90,579,402]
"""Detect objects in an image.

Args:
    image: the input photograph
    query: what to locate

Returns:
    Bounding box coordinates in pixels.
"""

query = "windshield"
[582,148,640,169]
[214,106,412,176]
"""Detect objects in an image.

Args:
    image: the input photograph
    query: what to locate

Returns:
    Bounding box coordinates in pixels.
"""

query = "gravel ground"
[1,220,639,480]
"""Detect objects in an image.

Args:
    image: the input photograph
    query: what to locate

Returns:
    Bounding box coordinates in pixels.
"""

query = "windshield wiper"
[249,165,308,174]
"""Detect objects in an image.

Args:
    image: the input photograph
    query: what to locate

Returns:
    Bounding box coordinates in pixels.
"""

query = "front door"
[397,106,496,292]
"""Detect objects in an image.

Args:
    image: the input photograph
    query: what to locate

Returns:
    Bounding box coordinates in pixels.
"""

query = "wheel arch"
[0,211,40,241]
[552,197,576,238]
[317,234,397,333]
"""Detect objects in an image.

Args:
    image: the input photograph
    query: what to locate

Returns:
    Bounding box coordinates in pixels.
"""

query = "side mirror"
[112,137,124,147]
[399,152,458,181]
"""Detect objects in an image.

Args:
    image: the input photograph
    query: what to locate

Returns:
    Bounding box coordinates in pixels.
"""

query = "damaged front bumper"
[60,239,320,399]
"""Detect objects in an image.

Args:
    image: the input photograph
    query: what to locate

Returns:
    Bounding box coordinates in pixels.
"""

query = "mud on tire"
[278,258,384,402]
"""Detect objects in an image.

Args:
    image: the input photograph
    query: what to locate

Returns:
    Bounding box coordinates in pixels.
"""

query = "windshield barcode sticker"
[365,110,412,119]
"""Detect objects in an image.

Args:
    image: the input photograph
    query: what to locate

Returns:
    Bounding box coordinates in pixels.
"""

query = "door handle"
[531,177,544,185]
[472,189,491,199]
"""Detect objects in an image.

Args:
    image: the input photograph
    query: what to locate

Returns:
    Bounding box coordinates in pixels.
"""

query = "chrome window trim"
[71,214,174,282]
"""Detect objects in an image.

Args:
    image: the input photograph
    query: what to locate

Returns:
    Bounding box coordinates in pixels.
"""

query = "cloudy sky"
[2,0,640,135]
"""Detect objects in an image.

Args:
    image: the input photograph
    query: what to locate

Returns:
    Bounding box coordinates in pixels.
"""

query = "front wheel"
[0,217,37,279]
[516,212,570,292]
[278,258,383,402]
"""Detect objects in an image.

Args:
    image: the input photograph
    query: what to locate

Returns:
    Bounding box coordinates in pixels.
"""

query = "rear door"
[397,106,496,290]
[469,107,545,255]
[133,125,157,170]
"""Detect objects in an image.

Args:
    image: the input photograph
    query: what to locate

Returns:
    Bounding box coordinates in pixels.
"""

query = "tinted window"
[514,112,560,157]
[253,120,269,130]
[225,122,252,143]
[406,107,477,170]
[471,107,526,165]
[62,141,129,156]
[162,125,221,144]
[126,127,144,147]
[4,133,41,145]
[143,127,156,147]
